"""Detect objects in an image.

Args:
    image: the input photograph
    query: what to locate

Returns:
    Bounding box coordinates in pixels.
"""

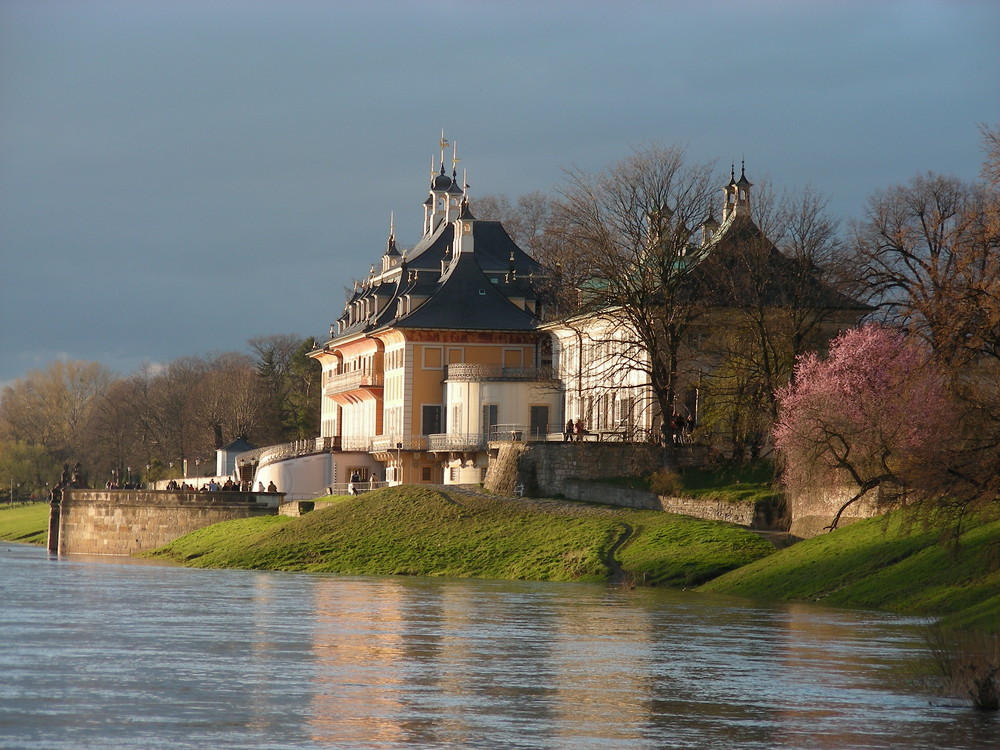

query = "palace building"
[244,146,866,496]
[306,141,560,487]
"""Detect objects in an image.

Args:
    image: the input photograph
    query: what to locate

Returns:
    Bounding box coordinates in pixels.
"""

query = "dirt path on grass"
[604,523,635,586]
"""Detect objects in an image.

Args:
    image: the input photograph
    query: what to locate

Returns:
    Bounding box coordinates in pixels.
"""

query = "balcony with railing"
[323,370,384,396]
[427,433,488,451]
[340,435,374,452]
[487,424,558,442]
[369,435,429,453]
[445,364,555,382]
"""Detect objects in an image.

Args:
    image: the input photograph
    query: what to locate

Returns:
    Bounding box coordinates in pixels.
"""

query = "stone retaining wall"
[561,479,787,529]
[52,490,281,556]
[787,483,884,537]
[484,442,666,497]
[485,442,789,530]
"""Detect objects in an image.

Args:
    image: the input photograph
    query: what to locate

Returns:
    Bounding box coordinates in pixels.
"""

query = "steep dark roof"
[395,249,537,331]
[326,213,547,342]
[469,221,542,275]
[401,219,540,276]
[689,216,868,310]
[405,220,454,268]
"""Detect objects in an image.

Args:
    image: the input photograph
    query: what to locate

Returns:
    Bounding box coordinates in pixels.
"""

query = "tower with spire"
[722,161,752,222]
[422,131,466,235]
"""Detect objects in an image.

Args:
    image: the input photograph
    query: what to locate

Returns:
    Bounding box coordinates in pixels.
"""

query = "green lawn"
[0,502,49,545]
[677,462,783,504]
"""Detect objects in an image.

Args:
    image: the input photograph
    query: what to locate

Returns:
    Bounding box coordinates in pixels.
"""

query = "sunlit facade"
[309,141,560,485]
[547,167,868,443]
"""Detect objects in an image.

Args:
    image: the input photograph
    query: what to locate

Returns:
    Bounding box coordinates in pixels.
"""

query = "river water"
[0,544,995,750]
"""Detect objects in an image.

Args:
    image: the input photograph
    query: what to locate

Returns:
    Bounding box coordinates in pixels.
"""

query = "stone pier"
[49,489,282,556]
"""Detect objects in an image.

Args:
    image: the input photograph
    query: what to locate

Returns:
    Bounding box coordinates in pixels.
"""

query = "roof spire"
[385,210,400,259]
[451,140,460,179]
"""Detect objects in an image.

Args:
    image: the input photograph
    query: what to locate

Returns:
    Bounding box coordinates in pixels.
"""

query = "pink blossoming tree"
[773,324,954,530]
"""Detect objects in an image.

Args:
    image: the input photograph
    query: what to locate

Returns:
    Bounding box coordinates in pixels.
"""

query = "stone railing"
[445,364,555,382]
[369,435,429,452]
[427,433,488,451]
[341,435,373,452]
[488,424,558,442]
[237,437,336,471]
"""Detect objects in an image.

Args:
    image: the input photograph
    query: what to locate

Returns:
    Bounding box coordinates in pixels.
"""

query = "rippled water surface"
[0,544,996,749]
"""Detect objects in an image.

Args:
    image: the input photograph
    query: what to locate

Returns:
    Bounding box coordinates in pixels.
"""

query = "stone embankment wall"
[485,442,663,497]
[787,484,883,537]
[484,442,789,530]
[51,490,281,556]
[556,478,785,529]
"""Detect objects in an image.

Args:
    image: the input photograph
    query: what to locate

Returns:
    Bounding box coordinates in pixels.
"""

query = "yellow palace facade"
[309,148,560,486]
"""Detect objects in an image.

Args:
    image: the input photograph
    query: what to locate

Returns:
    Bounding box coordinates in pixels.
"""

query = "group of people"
[161,477,278,493]
[564,419,590,442]
[669,413,696,444]
[104,479,140,490]
[563,413,696,444]
[348,471,377,495]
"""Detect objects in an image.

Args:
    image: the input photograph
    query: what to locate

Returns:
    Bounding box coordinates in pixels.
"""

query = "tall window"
[422,405,442,435]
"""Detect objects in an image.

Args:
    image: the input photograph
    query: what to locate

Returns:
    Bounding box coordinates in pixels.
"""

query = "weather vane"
[439,128,449,167]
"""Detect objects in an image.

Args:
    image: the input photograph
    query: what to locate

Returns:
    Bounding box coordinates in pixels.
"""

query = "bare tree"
[0,360,113,465]
[851,172,999,365]
[473,191,553,255]
[845,127,1000,521]
[192,352,266,450]
[552,143,718,458]
[88,377,148,484]
[980,122,1000,187]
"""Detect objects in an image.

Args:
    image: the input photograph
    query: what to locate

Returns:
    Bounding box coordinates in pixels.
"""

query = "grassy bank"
[0,502,49,545]
[699,508,1000,632]
[6,486,996,632]
[145,485,775,585]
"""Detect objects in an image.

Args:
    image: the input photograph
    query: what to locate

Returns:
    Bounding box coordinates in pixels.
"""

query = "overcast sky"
[1,0,998,385]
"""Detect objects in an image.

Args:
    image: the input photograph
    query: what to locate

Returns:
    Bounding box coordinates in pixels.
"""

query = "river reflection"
[0,544,996,749]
